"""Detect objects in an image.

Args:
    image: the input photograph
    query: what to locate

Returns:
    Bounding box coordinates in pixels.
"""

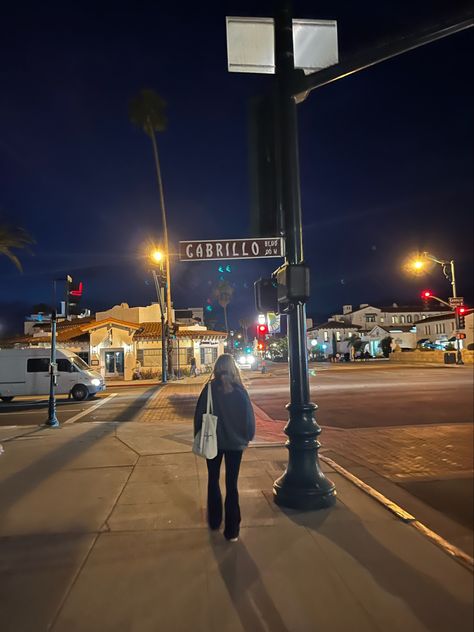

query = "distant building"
[3,303,226,380]
[307,320,361,358]
[310,301,452,358]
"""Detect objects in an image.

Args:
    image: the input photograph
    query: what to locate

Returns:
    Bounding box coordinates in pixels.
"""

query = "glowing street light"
[151,249,164,264]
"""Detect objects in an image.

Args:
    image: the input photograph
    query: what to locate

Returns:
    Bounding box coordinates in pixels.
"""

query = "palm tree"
[0,223,34,271]
[214,280,234,334]
[345,335,364,360]
[239,316,252,344]
[129,89,173,371]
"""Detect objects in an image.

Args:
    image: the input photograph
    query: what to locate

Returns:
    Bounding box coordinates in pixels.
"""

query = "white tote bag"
[192,383,218,459]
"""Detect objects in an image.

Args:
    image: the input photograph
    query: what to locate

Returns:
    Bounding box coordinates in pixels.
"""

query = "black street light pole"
[45,280,59,427]
[272,2,336,509]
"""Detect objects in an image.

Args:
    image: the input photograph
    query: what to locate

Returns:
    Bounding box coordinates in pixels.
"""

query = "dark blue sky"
[1,1,473,335]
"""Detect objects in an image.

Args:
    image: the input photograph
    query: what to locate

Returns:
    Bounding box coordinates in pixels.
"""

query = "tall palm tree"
[0,223,34,271]
[129,89,173,371]
[239,316,252,344]
[214,280,234,335]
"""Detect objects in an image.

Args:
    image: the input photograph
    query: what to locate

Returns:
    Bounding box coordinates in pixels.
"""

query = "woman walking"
[194,353,255,542]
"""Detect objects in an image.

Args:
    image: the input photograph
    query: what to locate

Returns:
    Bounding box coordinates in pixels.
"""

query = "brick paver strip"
[135,382,474,481]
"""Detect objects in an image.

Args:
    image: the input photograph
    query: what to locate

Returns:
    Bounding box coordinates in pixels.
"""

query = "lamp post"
[409,252,463,364]
[271,4,336,509]
[45,279,60,427]
[150,250,168,383]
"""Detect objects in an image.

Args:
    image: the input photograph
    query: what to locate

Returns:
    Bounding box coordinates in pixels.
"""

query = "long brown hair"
[211,353,244,394]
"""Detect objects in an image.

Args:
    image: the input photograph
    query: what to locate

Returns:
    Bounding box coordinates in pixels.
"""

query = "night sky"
[1,1,473,336]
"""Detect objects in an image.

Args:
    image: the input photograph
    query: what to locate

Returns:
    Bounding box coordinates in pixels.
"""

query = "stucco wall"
[390,350,474,364]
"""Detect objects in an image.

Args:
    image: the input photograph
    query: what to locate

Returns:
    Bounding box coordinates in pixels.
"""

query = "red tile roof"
[134,322,226,340]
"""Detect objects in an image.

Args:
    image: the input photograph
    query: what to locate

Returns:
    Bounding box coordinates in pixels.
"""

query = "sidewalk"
[1,412,472,631]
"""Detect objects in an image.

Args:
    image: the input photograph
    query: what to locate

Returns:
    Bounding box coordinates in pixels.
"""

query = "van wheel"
[1,396,14,403]
[71,385,89,401]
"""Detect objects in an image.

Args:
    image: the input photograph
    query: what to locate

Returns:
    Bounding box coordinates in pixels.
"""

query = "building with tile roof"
[1,303,227,380]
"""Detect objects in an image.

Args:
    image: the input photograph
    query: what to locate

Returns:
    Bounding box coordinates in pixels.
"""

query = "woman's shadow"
[209,534,290,632]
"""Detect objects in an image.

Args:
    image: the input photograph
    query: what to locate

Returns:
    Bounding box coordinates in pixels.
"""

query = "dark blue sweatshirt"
[193,381,256,451]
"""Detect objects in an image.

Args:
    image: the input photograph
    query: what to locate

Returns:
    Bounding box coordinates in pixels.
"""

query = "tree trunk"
[149,123,173,375]
[223,305,229,335]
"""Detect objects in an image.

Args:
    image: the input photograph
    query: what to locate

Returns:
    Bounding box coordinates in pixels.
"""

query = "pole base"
[273,471,336,510]
[44,418,60,428]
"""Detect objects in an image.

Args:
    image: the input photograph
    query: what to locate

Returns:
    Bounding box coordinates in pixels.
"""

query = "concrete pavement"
[1,407,473,631]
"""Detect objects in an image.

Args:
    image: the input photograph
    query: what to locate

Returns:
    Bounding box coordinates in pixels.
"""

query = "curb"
[320,455,474,572]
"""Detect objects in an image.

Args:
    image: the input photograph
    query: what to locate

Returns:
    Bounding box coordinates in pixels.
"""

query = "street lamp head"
[151,250,164,264]
[413,259,425,270]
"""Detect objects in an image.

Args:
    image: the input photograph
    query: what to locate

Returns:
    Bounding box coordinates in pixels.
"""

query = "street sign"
[179,237,284,261]
[449,297,464,307]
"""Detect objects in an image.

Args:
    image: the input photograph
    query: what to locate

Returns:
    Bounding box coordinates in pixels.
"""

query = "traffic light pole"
[272,3,336,509]
[45,308,59,427]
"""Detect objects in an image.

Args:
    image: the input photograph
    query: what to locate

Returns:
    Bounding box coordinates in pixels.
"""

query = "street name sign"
[179,237,284,261]
[449,296,464,307]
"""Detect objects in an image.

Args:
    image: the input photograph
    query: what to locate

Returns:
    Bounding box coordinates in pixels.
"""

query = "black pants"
[206,450,243,539]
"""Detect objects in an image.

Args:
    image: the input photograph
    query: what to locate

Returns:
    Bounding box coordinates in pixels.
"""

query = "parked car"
[0,348,105,402]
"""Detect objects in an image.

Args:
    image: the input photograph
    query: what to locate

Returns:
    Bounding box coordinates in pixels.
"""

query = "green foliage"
[380,336,393,358]
[0,223,34,272]
[347,336,364,353]
[270,336,288,360]
[129,89,167,137]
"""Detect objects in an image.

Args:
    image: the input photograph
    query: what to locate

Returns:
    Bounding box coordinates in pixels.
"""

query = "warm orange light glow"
[151,250,163,263]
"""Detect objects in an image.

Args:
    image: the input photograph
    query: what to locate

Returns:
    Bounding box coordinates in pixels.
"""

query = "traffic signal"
[255,277,278,313]
[66,276,83,317]
[257,323,268,336]
[257,341,265,351]
[455,306,467,329]
[421,289,432,309]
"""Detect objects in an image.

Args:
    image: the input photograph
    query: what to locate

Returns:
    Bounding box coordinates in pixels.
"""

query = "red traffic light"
[421,290,432,299]
[257,324,268,335]
[457,306,466,314]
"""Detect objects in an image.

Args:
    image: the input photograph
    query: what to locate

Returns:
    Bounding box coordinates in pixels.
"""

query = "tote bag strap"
[206,381,214,415]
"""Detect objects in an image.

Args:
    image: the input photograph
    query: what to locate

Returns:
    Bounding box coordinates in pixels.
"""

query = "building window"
[451,322,455,331]
[440,324,445,334]
[425,325,431,334]
[200,346,218,365]
[142,348,163,367]
[174,346,193,367]
[323,331,328,342]
[380,318,384,323]
[400,315,406,324]
[366,314,376,323]
[407,315,412,323]
[392,316,398,324]
[336,331,341,341]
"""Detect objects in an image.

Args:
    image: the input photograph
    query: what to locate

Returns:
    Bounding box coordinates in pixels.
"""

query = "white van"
[0,348,105,402]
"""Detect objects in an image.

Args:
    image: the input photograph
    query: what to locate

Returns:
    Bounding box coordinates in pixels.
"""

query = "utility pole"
[151,268,168,383]
[272,3,336,509]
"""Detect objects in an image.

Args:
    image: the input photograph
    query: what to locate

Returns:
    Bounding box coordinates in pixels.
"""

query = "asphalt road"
[248,365,474,428]
[0,385,159,427]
